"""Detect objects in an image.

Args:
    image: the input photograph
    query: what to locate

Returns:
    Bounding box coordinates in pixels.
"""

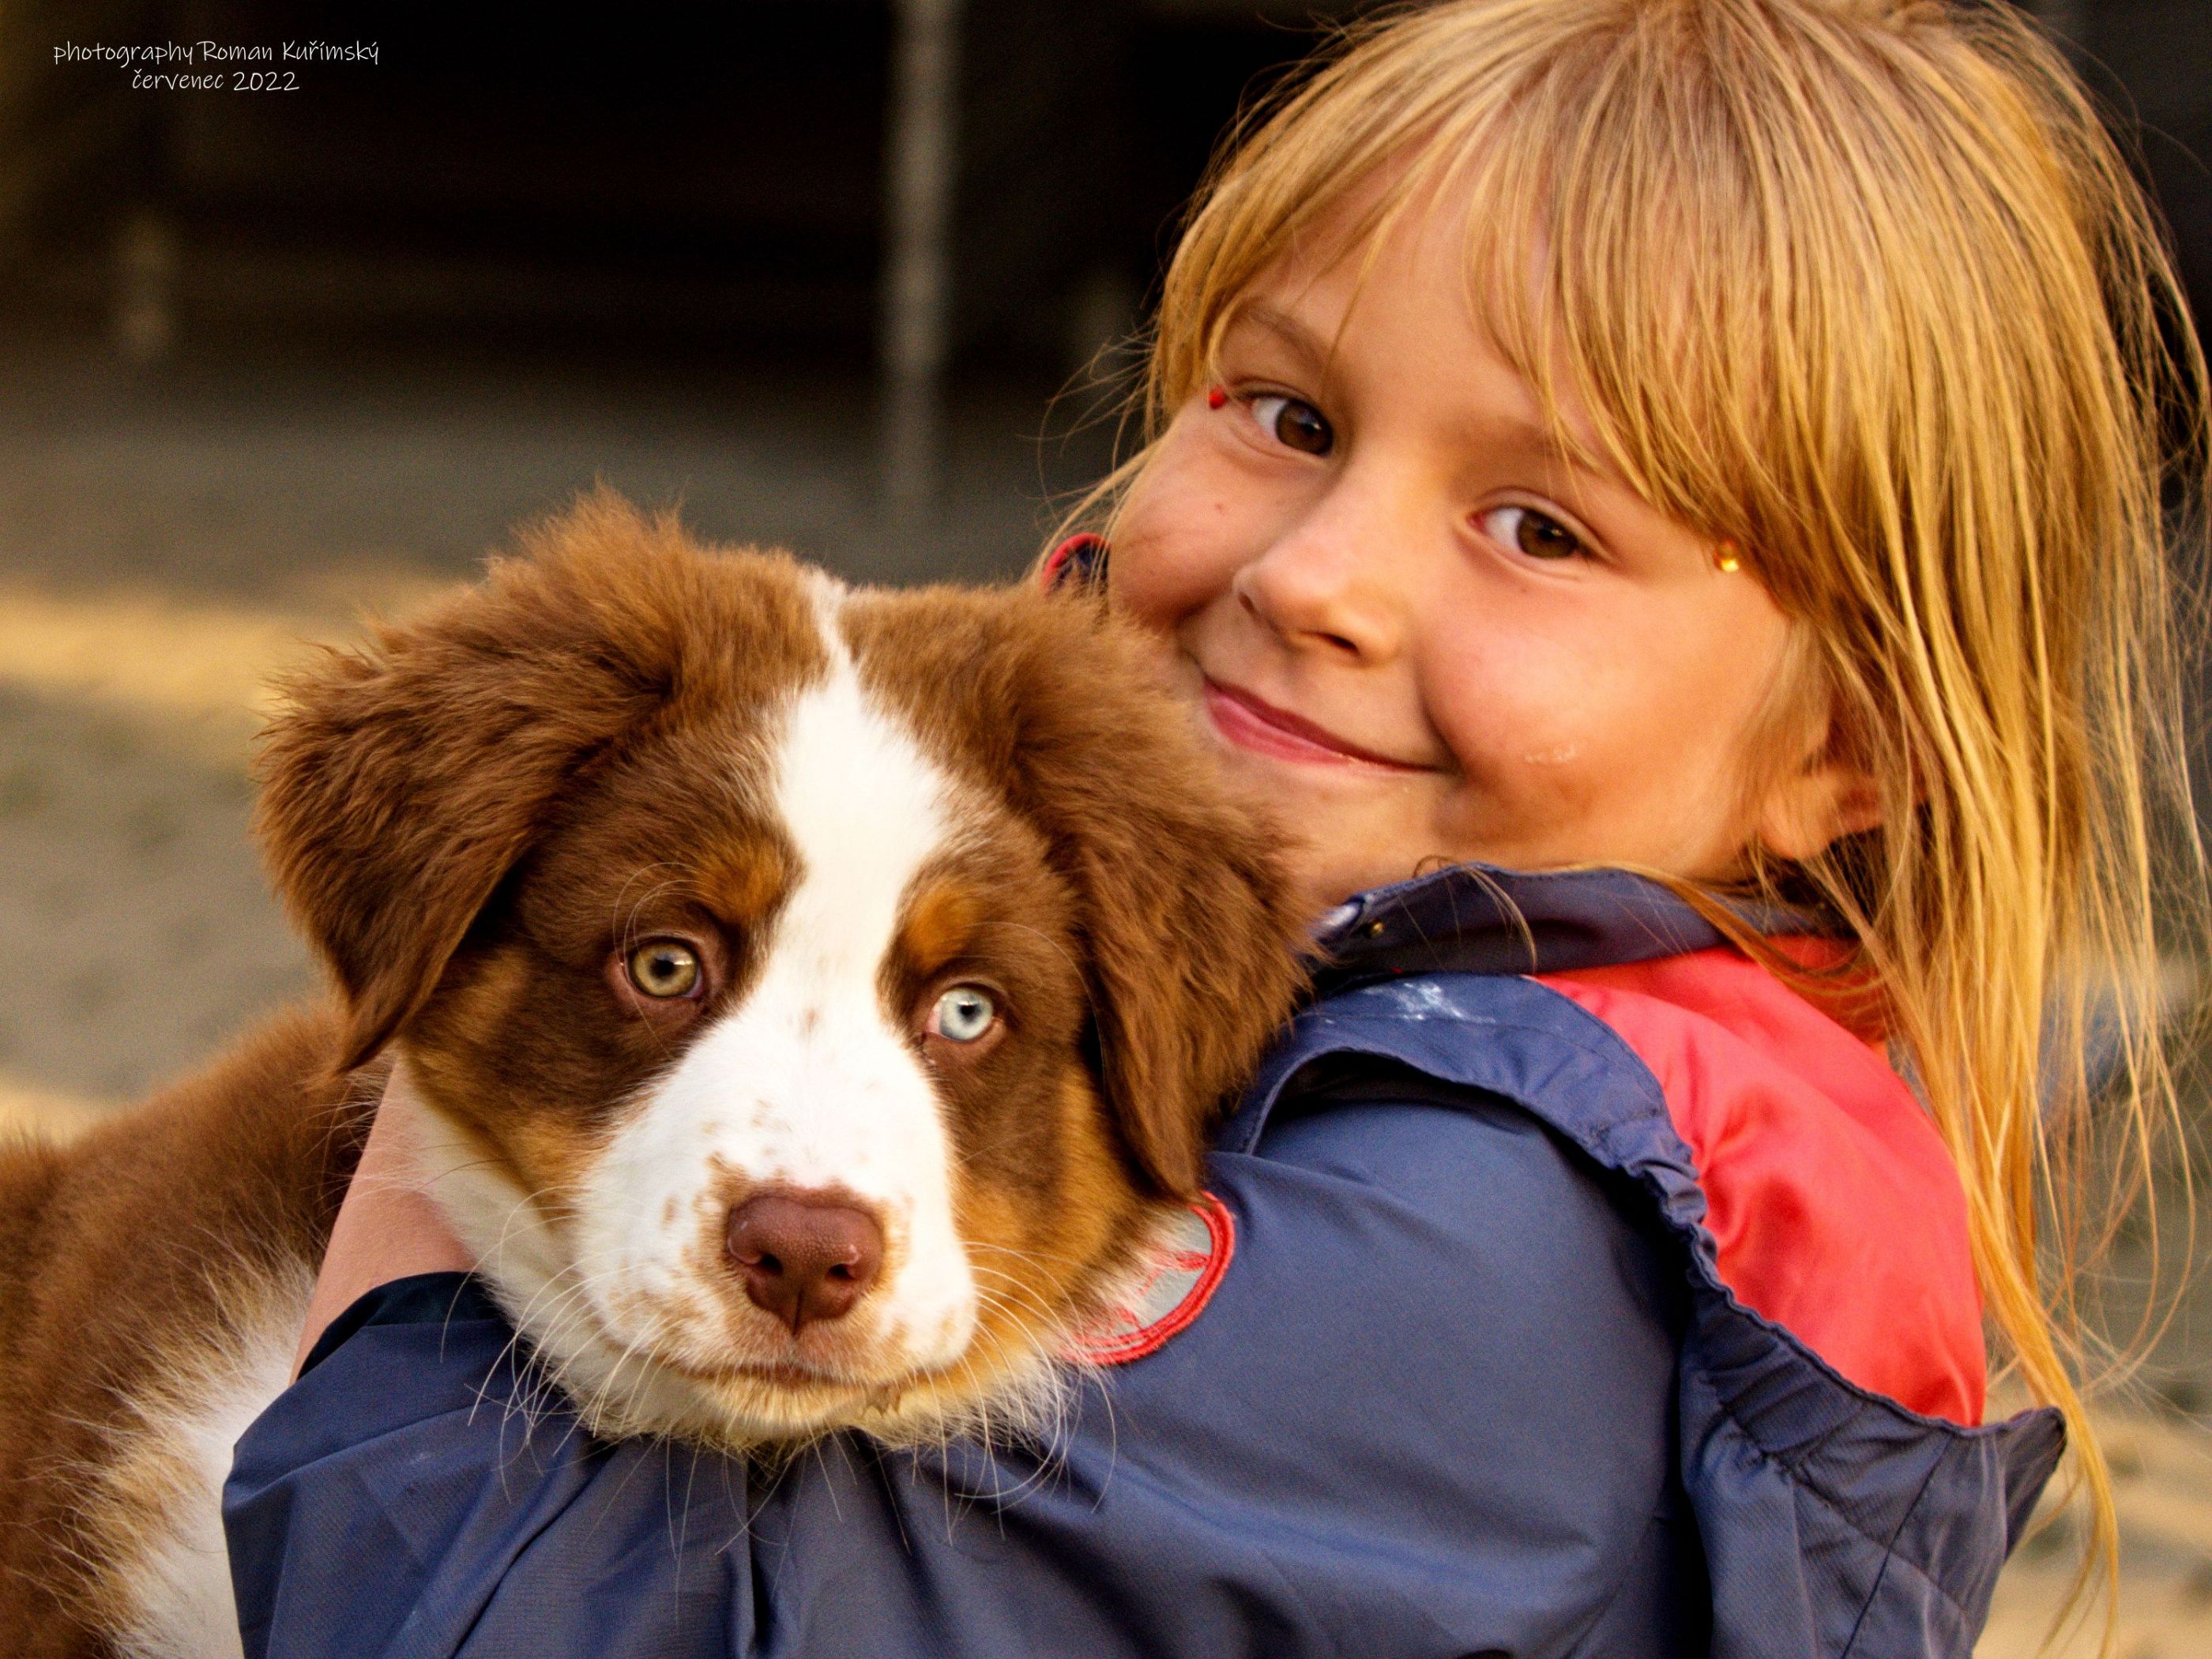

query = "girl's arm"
[228,1084,1694,1659]
[291,1060,472,1378]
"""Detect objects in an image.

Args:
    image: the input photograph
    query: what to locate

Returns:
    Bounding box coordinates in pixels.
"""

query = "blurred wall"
[2043,1,2212,335]
[5,2,895,360]
[2,6,2201,394]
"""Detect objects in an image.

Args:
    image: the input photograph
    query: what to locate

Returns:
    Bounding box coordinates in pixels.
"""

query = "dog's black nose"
[726,1193,885,1333]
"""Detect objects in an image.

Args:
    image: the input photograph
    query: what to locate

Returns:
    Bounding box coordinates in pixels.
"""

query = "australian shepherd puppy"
[0,495,1308,1658]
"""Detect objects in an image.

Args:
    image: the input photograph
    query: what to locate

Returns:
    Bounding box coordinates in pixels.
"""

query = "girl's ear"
[1753,726,1887,863]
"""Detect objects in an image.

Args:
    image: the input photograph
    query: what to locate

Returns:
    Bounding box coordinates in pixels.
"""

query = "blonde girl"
[1070,0,2206,1633]
[248,3,2206,1655]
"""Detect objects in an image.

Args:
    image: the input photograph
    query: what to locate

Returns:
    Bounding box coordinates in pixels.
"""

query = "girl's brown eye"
[1478,505,1587,562]
[1250,393,1334,457]
[626,941,702,999]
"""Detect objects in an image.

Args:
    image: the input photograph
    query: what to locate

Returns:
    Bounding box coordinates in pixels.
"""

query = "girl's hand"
[291,1055,475,1378]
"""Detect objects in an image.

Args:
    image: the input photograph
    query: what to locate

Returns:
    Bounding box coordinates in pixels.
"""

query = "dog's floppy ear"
[872,586,1311,1197]
[254,493,818,1070]
[1010,596,1309,1195]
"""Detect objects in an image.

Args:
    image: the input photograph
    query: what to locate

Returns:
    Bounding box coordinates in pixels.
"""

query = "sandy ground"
[1977,1405,2212,1657]
[1,339,2206,1655]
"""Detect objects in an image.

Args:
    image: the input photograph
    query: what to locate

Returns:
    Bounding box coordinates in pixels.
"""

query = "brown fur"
[254,492,832,1073]
[845,582,1304,1195]
[896,879,985,981]
[0,1010,374,1657]
[0,494,1311,1653]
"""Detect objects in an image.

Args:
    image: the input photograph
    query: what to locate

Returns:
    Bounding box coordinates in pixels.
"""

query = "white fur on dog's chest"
[103,1270,309,1659]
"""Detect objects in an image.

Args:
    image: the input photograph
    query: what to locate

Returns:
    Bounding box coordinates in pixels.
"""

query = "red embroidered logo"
[1063,1192,1235,1365]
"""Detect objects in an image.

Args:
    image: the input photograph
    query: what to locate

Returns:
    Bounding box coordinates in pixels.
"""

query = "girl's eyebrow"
[1473,415,1621,492]
[1229,300,1331,369]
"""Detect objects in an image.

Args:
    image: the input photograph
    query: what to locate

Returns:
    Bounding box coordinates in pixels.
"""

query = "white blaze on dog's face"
[568,628,991,1424]
[258,499,1309,1448]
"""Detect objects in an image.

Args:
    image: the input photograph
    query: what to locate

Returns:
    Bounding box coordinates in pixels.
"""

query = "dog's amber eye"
[626,941,702,999]
[927,986,996,1043]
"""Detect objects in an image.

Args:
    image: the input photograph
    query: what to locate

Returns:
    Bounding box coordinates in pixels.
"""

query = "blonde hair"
[1070,0,2208,1642]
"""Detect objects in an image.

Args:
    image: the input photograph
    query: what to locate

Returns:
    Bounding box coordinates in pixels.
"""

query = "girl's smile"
[1199,677,1441,772]
[1109,184,1859,916]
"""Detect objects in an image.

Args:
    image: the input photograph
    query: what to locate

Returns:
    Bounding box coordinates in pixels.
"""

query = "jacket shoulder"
[1538,950,1984,1424]
[1224,969,2063,1659]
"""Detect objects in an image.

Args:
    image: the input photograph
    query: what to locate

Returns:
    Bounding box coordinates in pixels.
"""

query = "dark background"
[2,2,1356,379]
[0,2,2202,578]
[5,5,2204,377]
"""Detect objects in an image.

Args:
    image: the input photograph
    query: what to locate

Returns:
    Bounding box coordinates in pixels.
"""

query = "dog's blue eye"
[930,987,996,1043]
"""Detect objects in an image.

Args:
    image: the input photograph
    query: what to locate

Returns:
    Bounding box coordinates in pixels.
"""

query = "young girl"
[235,2,2204,1653]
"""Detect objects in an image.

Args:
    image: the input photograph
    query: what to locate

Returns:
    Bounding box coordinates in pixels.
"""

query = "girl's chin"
[1209,765,1461,907]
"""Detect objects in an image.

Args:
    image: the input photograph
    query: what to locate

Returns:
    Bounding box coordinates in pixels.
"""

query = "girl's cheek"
[1424,641,1612,822]
[1111,454,1244,634]
[1104,537,1184,636]
[1424,626,1553,759]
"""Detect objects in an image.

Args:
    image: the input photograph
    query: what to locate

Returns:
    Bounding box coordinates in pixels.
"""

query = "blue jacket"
[224,866,2061,1657]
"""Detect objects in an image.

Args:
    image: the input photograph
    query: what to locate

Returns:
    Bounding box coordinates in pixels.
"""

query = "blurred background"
[0,2,2206,1652]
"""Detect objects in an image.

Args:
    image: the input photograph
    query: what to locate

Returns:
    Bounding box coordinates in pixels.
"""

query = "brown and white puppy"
[0,495,1309,1659]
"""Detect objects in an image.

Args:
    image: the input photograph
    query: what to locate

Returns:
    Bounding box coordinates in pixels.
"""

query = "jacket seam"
[1248,994,1683,1164]
[1839,1446,1954,1656]
[1695,1360,1977,1628]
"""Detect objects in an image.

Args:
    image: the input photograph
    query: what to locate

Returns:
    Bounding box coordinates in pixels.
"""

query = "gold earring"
[1715,540,1742,574]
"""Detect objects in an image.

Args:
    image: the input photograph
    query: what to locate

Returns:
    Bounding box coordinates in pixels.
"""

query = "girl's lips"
[1201,679,1434,771]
